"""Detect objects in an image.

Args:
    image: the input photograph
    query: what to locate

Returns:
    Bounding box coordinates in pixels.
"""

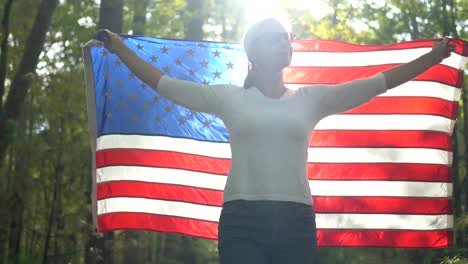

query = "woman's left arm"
[301,37,455,117]
[382,37,455,89]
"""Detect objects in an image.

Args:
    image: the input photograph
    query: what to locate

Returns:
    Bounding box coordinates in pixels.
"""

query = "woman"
[97,18,454,264]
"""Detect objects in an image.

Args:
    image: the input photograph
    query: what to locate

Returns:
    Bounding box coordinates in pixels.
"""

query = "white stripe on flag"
[97,134,230,157]
[97,166,227,190]
[290,48,464,69]
[97,135,451,164]
[314,115,455,133]
[286,81,461,102]
[97,197,453,230]
[308,147,452,165]
[98,197,221,222]
[97,166,452,197]
[309,180,452,197]
[315,213,453,230]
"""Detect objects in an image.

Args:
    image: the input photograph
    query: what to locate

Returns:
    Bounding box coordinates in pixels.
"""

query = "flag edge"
[82,40,99,232]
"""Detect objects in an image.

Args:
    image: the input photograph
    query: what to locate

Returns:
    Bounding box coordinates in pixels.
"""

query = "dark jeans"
[217,199,319,264]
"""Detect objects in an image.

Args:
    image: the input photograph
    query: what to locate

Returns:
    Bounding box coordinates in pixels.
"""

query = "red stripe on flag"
[310,130,451,150]
[344,97,458,119]
[312,196,452,214]
[462,38,468,55]
[284,65,461,86]
[96,149,231,175]
[97,182,223,206]
[292,38,466,56]
[292,39,435,52]
[98,212,218,239]
[97,182,452,214]
[98,212,453,248]
[308,163,450,182]
[96,149,450,182]
[317,229,453,248]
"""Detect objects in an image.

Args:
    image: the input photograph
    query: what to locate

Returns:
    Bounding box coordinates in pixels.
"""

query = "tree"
[132,0,149,35]
[98,0,124,32]
[0,1,59,263]
[0,0,59,163]
[184,0,207,40]
[0,0,15,260]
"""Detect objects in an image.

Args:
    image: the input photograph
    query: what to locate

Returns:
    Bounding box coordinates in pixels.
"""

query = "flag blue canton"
[90,36,249,142]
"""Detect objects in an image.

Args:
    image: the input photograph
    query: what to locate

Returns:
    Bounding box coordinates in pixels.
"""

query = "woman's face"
[249,21,293,71]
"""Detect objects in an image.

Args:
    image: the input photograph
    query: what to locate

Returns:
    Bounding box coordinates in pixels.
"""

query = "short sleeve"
[157,75,236,117]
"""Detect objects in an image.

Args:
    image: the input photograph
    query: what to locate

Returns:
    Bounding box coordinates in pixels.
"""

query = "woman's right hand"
[95,29,123,53]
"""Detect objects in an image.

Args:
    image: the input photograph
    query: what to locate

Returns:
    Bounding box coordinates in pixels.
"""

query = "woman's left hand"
[431,36,456,64]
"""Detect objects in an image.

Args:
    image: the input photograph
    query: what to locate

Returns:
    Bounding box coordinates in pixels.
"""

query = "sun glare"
[242,0,292,31]
[241,0,333,30]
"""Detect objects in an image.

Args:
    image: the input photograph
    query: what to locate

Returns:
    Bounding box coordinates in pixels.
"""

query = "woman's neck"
[250,68,286,97]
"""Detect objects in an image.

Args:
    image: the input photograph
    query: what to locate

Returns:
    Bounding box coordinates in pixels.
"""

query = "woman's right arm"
[97,29,231,116]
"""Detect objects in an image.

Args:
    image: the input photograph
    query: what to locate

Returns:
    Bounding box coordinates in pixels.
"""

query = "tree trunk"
[152,233,166,264]
[407,11,420,40]
[42,108,68,264]
[27,157,46,258]
[84,211,101,264]
[132,0,148,35]
[0,2,15,257]
[123,231,136,264]
[441,0,449,36]
[218,0,226,40]
[52,101,65,264]
[22,82,36,260]
[0,148,13,264]
[463,82,468,250]
[331,0,339,27]
[102,232,114,263]
[41,118,64,264]
[84,151,101,264]
[229,6,244,42]
[7,191,24,264]
[52,176,64,264]
[448,0,458,37]
[452,126,462,246]
[185,0,206,41]
[7,122,29,264]
[0,0,59,167]
[158,234,166,263]
[0,0,14,110]
[98,0,124,32]
[180,236,196,263]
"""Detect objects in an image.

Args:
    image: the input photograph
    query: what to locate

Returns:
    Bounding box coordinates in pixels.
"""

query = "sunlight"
[241,0,333,30]
[242,0,292,31]
[289,0,333,19]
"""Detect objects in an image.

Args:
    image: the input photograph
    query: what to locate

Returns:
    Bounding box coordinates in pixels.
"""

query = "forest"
[0,0,467,263]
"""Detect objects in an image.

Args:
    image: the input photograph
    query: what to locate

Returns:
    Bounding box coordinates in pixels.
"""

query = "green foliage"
[440,255,468,264]
[123,0,187,39]
[288,1,375,44]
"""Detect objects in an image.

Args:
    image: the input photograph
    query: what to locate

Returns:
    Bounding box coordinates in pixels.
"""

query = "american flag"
[83,35,468,248]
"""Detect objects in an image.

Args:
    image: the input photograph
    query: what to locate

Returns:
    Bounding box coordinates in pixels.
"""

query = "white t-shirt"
[157,73,387,205]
